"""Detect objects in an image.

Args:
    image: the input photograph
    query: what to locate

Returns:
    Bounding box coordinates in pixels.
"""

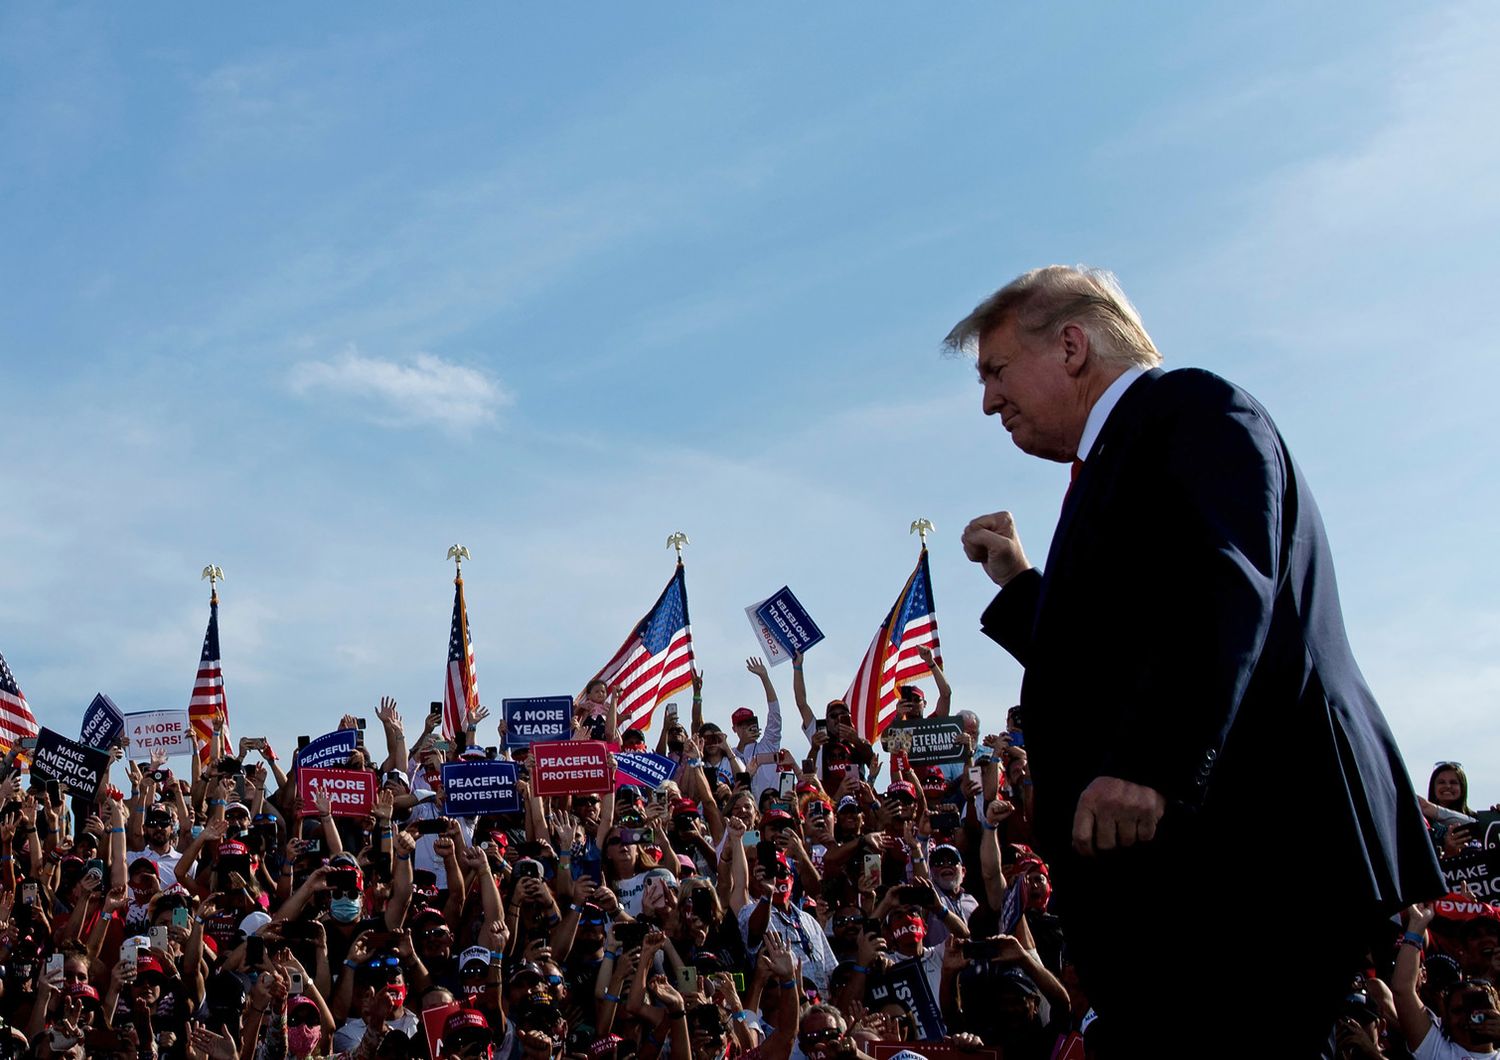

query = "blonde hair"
[944,265,1162,370]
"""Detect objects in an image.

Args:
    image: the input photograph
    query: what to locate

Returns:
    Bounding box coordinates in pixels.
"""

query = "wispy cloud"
[288,347,509,432]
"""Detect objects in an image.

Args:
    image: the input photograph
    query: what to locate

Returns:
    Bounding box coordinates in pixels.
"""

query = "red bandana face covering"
[889,916,926,945]
[383,984,407,1011]
[773,876,794,902]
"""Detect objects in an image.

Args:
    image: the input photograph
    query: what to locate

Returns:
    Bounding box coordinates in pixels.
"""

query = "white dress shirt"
[1076,365,1148,462]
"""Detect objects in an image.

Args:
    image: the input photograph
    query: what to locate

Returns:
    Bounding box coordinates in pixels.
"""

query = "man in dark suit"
[950,266,1444,1057]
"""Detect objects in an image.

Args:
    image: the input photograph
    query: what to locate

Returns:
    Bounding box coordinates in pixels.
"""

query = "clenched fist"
[962,511,1032,587]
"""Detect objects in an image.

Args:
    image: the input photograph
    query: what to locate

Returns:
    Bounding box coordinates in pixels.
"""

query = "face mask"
[384,983,407,1009]
[287,1026,322,1055]
[773,875,794,902]
[329,897,362,923]
[889,917,926,946]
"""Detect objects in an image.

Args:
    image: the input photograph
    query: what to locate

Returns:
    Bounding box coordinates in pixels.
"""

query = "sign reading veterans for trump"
[755,587,825,657]
[501,697,573,747]
[124,710,194,757]
[294,730,358,771]
[614,752,677,791]
[31,727,111,799]
[296,767,377,817]
[79,693,125,750]
[884,717,966,765]
[441,759,520,816]
[531,740,613,797]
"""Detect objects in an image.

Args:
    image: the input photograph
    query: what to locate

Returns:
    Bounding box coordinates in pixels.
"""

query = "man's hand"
[1071,776,1166,856]
[961,511,1032,587]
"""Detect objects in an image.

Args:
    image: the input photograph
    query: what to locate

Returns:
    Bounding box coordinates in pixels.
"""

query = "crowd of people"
[0,652,1494,1059]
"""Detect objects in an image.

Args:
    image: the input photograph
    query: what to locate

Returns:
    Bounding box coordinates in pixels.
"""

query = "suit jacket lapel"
[1033,368,1164,628]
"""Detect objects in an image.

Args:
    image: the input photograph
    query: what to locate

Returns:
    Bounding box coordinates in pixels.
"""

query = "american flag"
[0,649,39,754]
[442,574,480,741]
[188,593,230,764]
[593,563,695,735]
[844,548,943,744]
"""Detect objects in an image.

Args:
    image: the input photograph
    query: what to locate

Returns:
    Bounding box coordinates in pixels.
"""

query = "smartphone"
[298,735,311,749]
[896,883,934,906]
[288,969,306,995]
[120,937,142,973]
[85,858,105,882]
[618,827,643,846]
[303,838,323,855]
[962,938,1003,961]
[665,702,678,718]
[18,737,38,750]
[734,772,752,789]
[742,829,760,847]
[675,966,699,995]
[778,772,796,800]
[700,765,718,788]
[22,881,39,905]
[429,702,443,719]
[514,858,544,880]
[431,738,452,753]
[150,925,170,951]
[327,868,359,892]
[415,818,449,836]
[484,746,498,760]
[815,719,828,734]
[356,718,367,730]
[172,906,190,930]
[45,952,65,988]
[862,852,883,888]
[930,810,961,833]
[613,921,648,949]
[46,780,61,803]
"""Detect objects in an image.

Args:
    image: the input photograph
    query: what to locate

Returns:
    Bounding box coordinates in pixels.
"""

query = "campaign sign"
[79,693,125,750]
[755,587,825,657]
[441,759,521,816]
[872,1044,998,1060]
[1440,847,1500,902]
[884,718,966,765]
[124,710,193,757]
[531,740,613,797]
[31,727,111,799]
[502,696,573,748]
[745,600,793,668]
[867,959,945,1041]
[1473,811,1500,850]
[294,730,359,771]
[615,752,678,791]
[421,1002,463,1060]
[296,767,377,818]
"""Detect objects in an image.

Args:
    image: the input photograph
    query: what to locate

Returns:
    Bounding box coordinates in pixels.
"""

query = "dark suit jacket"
[982,368,1442,917]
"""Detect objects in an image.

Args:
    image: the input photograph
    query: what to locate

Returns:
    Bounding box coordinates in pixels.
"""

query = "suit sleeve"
[1098,387,1285,807]
[979,568,1044,667]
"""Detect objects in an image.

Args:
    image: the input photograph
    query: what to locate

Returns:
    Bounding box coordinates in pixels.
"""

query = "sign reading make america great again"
[31,728,111,799]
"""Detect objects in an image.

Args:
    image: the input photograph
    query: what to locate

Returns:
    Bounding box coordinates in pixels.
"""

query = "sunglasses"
[1434,761,1464,771]
[364,956,402,970]
[799,1029,842,1047]
[931,855,962,869]
[288,1011,321,1028]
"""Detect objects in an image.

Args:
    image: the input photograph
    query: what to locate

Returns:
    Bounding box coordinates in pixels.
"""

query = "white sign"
[124,710,194,756]
[744,599,793,667]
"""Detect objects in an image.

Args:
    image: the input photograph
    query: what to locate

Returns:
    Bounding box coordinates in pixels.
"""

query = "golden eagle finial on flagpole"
[666,531,689,562]
[446,544,471,579]
[909,518,934,549]
[201,565,224,603]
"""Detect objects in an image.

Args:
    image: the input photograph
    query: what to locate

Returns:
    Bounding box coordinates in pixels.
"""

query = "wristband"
[397,853,412,861]
[980,821,999,831]
[0,855,12,863]
[490,949,505,961]
[345,958,360,968]
[666,1009,686,1019]
[686,759,703,768]
[849,964,869,974]
[109,827,125,834]
[1401,931,1425,949]
[603,992,622,1003]
[777,979,797,990]
[132,807,145,815]
[604,951,619,960]
[732,1011,749,1022]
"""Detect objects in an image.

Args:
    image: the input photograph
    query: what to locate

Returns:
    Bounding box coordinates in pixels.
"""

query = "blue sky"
[2,2,1497,804]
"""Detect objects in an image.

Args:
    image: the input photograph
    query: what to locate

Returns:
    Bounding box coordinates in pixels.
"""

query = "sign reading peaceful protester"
[884,717,966,765]
[531,740,613,797]
[502,697,573,747]
[124,710,193,757]
[79,693,125,750]
[615,752,678,790]
[754,587,825,657]
[745,600,794,668]
[31,727,111,799]
[441,760,521,816]
[295,730,358,771]
[296,767,377,817]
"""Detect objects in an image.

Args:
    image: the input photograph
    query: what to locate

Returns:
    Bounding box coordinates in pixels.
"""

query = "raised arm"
[375,697,407,773]
[746,658,782,749]
[916,646,952,717]
[690,669,705,734]
[791,652,815,731]
[1392,904,1435,1052]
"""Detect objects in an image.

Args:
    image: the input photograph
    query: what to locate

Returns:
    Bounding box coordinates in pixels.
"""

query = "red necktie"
[1062,458,1084,511]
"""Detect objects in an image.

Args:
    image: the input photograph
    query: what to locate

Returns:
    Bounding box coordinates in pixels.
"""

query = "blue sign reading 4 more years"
[755,587,825,656]
[441,760,521,817]
[502,696,573,748]
[79,693,125,750]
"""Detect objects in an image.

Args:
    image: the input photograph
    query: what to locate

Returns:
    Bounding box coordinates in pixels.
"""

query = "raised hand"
[311,788,335,818]
[961,511,1032,587]
[377,696,401,726]
[466,704,491,728]
[916,645,936,668]
[745,657,770,680]
[691,668,704,695]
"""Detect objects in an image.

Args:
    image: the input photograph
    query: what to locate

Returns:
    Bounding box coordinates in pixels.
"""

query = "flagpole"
[201,564,223,605]
[909,518,933,551]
